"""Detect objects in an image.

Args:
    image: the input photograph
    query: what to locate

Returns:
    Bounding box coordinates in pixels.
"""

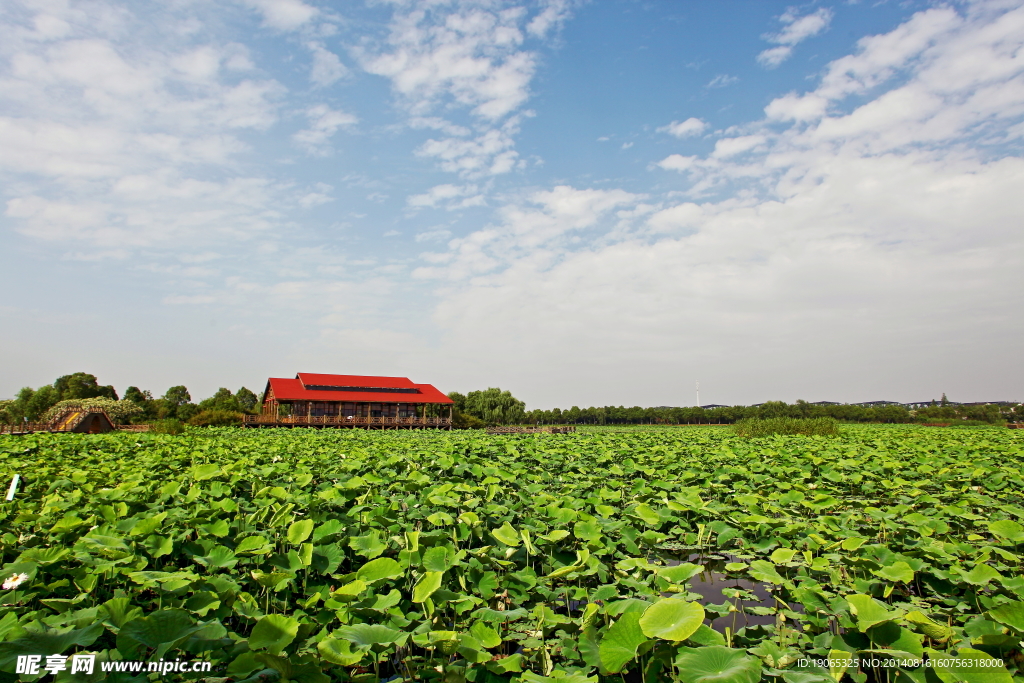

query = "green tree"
[462,388,526,425]
[199,388,241,412]
[236,387,258,413]
[123,386,152,404]
[54,373,117,400]
[164,386,191,406]
[446,392,468,414]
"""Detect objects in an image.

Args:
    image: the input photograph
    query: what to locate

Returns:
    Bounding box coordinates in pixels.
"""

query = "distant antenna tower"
[696,381,700,408]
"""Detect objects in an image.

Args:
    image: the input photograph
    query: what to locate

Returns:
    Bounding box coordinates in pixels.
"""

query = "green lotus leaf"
[960,564,1003,585]
[872,561,914,583]
[0,623,103,670]
[356,557,403,582]
[248,614,300,655]
[15,547,69,565]
[770,548,797,564]
[413,570,443,603]
[486,652,524,674]
[687,625,726,647]
[846,594,904,630]
[192,464,221,480]
[235,535,271,555]
[312,519,344,542]
[117,609,204,659]
[748,560,785,585]
[193,545,238,570]
[318,637,365,666]
[904,611,952,642]
[639,598,705,641]
[287,519,314,545]
[674,646,762,683]
[470,621,501,649]
[335,623,403,647]
[657,563,703,584]
[423,545,456,572]
[492,521,521,546]
[989,520,1024,543]
[988,601,1024,632]
[350,531,386,558]
[632,503,661,526]
[598,612,649,674]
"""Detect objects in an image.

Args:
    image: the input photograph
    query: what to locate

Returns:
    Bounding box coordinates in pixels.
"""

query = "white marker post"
[6,474,20,501]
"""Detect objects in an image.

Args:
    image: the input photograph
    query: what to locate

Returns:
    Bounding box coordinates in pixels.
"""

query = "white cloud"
[298,183,335,208]
[655,154,699,172]
[239,0,318,31]
[413,185,642,281]
[0,1,315,259]
[308,43,348,87]
[659,117,707,138]
[756,46,794,69]
[764,93,829,121]
[411,0,1024,404]
[415,122,522,178]
[407,184,484,210]
[758,8,833,68]
[707,74,738,88]
[711,135,766,158]
[361,6,534,121]
[415,228,453,242]
[292,105,357,155]
[360,1,574,182]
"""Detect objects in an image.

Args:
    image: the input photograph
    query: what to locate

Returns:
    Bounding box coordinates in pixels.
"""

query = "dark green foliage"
[53,372,118,400]
[122,386,151,405]
[150,418,185,434]
[236,387,258,412]
[452,387,525,425]
[188,409,244,426]
[451,409,485,429]
[733,416,840,437]
[162,385,191,406]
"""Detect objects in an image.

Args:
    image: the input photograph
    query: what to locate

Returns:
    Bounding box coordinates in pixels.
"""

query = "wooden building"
[245,373,454,429]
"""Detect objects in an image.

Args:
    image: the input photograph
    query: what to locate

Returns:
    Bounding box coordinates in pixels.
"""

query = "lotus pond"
[1,425,1023,683]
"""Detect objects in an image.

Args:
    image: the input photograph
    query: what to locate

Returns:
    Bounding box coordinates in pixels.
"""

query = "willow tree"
[463,388,526,425]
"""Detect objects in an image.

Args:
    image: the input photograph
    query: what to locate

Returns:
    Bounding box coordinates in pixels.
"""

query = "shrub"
[151,419,186,435]
[452,410,486,429]
[188,410,245,427]
[734,417,840,437]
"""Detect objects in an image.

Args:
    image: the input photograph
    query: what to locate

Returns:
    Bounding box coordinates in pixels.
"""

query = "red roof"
[265,373,453,404]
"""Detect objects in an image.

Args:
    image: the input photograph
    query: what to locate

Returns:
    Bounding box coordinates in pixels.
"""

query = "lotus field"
[2,426,1024,683]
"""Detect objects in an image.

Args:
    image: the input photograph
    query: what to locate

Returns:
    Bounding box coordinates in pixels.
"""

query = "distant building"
[248,373,454,429]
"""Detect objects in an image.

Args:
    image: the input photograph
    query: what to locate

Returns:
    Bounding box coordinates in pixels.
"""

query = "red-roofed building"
[245,373,453,429]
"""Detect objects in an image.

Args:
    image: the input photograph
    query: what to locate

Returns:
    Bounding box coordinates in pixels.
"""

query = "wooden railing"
[243,415,452,428]
[0,422,51,435]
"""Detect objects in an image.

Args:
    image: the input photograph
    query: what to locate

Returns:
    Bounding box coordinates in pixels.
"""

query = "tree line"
[0,372,259,426]
[521,399,1021,426]
[446,389,1021,426]
[4,374,1019,428]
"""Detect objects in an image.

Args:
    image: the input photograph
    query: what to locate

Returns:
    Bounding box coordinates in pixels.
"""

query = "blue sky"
[1,0,1022,408]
